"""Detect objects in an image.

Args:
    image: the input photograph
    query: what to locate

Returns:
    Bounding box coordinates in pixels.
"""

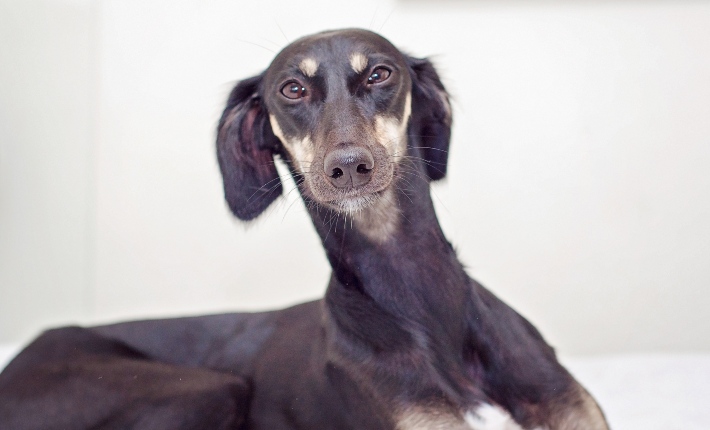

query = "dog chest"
[396,404,529,430]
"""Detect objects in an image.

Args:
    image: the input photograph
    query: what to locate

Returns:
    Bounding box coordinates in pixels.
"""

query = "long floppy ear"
[407,57,453,181]
[216,75,282,220]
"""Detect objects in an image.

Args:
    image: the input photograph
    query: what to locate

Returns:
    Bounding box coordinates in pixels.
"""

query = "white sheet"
[0,344,18,372]
[1,344,708,428]
[561,354,710,430]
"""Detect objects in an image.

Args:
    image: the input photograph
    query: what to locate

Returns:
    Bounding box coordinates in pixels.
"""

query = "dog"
[0,29,609,430]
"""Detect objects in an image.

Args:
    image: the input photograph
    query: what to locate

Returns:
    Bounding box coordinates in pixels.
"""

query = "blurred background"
[2,0,709,359]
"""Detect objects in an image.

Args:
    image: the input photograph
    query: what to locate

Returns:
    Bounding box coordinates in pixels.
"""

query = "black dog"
[0,29,609,430]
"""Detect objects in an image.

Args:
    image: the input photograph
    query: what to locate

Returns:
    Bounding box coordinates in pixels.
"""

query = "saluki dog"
[0,29,609,430]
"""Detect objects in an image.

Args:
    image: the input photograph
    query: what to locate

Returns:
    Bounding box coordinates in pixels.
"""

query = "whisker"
[274,21,290,44]
[378,5,398,32]
[236,39,277,54]
[281,192,303,222]
[257,36,282,50]
[369,4,381,30]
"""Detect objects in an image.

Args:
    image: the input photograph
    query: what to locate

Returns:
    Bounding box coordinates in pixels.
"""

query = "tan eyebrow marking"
[299,58,318,77]
[349,52,368,74]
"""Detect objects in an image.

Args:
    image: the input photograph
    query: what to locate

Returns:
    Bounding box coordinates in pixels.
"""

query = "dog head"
[217,29,451,220]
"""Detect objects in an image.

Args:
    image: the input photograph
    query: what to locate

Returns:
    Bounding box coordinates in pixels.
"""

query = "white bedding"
[561,354,710,429]
[0,345,17,372]
[1,345,708,428]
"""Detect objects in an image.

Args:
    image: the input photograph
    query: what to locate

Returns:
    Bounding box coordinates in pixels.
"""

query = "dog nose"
[324,144,374,189]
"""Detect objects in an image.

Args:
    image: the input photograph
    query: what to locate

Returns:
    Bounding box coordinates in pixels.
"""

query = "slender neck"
[304,155,473,353]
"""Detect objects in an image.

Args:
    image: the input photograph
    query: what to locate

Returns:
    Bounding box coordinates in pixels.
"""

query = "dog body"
[0,29,609,430]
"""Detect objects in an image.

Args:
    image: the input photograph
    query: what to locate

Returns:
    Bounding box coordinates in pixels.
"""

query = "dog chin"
[329,193,381,214]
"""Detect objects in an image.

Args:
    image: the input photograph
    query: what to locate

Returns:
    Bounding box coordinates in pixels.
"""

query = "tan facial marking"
[374,92,412,161]
[299,58,318,77]
[269,114,285,141]
[349,52,368,74]
[352,188,399,243]
[269,114,314,173]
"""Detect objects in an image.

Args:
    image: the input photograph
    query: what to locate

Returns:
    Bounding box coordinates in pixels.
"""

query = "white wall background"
[1,0,709,355]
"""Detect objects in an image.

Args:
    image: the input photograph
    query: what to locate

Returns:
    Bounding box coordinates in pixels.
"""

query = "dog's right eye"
[280,81,307,100]
[367,67,391,85]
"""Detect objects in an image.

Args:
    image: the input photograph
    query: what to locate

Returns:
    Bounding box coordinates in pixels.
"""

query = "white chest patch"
[397,404,533,430]
[464,404,532,430]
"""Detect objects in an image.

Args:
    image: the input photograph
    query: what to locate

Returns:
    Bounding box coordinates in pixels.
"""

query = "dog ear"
[216,75,283,221]
[407,57,453,181]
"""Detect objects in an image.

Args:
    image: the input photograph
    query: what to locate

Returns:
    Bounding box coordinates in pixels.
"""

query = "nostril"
[356,164,371,174]
[323,144,375,189]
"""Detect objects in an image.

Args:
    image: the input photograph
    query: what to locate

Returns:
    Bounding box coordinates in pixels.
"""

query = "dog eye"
[367,67,391,85]
[280,81,307,100]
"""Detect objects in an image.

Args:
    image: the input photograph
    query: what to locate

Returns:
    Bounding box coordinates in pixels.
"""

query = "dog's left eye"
[280,81,307,100]
[367,67,391,85]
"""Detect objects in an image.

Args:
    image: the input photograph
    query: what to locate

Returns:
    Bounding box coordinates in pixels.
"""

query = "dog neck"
[303,149,473,357]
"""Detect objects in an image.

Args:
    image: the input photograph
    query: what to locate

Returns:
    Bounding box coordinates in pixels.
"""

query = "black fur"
[0,29,608,430]
[407,56,452,181]
[216,74,282,220]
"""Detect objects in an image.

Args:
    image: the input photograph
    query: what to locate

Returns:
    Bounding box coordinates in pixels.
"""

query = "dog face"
[263,29,412,213]
[217,29,451,220]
